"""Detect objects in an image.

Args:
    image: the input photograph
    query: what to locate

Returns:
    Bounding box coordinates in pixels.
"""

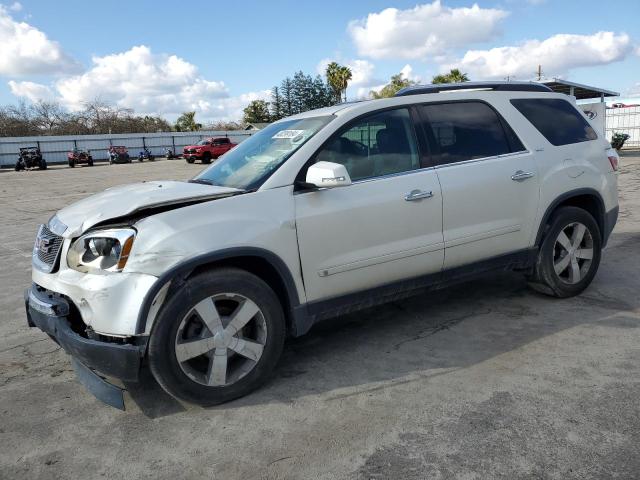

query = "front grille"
[185,148,196,154]
[33,224,64,273]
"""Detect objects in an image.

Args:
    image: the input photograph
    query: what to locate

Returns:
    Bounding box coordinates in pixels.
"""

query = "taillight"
[608,155,619,171]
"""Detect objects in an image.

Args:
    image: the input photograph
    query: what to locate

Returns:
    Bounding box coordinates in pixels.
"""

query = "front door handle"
[511,170,535,182]
[404,189,433,201]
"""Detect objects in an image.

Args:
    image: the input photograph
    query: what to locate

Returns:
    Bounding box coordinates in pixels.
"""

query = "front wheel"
[186,157,195,164]
[201,152,212,164]
[148,268,286,406]
[39,159,47,170]
[527,206,602,298]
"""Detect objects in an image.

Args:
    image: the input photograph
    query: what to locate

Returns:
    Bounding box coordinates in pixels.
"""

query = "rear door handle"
[404,189,433,201]
[511,170,535,182]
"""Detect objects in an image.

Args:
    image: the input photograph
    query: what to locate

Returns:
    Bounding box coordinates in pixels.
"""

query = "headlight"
[67,228,136,273]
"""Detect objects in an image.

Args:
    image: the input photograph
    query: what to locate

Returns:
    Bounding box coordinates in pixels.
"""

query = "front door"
[417,101,540,269]
[294,107,444,302]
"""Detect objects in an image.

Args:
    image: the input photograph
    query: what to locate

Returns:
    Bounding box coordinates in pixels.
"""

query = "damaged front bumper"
[25,285,147,409]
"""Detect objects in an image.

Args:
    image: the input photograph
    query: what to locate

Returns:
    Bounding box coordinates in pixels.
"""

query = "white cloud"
[8,45,267,122]
[399,64,421,83]
[0,5,79,75]
[8,80,55,102]
[348,0,508,60]
[445,31,633,80]
[8,1,22,11]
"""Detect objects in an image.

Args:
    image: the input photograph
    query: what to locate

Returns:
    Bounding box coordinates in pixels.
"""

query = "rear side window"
[418,102,519,165]
[511,98,597,146]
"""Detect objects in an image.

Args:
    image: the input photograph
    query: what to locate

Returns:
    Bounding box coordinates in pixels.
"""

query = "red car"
[183,137,237,164]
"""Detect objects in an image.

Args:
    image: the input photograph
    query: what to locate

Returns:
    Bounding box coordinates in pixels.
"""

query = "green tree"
[174,111,202,132]
[243,100,271,124]
[270,86,283,120]
[370,73,417,99]
[431,68,470,84]
[325,62,353,103]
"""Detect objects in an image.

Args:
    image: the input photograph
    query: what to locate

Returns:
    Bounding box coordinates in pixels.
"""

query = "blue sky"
[0,0,638,122]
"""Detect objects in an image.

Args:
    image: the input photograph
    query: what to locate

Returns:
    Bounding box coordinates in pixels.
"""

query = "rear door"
[294,107,444,302]
[416,101,540,269]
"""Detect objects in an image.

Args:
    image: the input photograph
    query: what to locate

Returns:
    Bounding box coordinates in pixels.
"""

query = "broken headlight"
[67,228,136,273]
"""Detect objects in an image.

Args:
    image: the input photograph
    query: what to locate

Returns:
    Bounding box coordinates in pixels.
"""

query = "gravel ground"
[1,155,639,480]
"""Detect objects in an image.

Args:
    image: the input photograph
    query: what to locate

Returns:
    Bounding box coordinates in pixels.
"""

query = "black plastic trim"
[396,82,552,96]
[534,188,606,246]
[135,247,302,335]
[25,286,145,382]
[603,205,619,247]
[298,248,536,334]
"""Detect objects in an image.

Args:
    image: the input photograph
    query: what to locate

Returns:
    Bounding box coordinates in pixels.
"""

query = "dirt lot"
[1,156,639,479]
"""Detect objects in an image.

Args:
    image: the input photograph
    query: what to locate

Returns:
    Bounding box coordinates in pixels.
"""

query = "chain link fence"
[0,130,255,168]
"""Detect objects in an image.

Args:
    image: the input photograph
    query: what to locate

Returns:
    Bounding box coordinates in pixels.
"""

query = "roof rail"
[394,81,552,97]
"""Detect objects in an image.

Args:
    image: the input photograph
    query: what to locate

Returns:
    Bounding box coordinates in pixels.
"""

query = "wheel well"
[188,256,294,335]
[538,193,604,245]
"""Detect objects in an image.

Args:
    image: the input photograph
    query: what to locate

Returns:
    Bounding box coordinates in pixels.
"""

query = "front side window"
[193,116,333,190]
[511,98,597,146]
[197,140,210,146]
[313,108,420,182]
[418,102,513,165]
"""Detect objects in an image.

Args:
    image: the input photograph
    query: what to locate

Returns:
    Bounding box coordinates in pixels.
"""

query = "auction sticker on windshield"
[272,130,305,140]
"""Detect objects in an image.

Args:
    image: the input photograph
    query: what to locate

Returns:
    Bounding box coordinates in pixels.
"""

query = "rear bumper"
[603,206,618,247]
[25,285,147,409]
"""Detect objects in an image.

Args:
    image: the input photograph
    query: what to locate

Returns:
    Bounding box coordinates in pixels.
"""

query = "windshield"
[193,116,333,190]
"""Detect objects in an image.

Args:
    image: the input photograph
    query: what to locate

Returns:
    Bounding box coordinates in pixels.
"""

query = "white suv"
[25,82,619,409]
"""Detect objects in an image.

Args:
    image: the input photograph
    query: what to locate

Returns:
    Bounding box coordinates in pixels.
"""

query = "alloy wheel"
[553,222,594,284]
[174,293,267,387]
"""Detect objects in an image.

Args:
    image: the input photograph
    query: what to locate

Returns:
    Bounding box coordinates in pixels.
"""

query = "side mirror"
[305,161,352,188]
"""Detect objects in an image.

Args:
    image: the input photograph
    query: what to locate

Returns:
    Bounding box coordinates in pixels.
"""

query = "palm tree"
[432,68,470,84]
[174,111,202,132]
[326,62,353,103]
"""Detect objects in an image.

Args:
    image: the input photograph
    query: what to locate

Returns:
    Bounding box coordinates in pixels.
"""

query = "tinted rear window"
[511,98,597,146]
[418,101,518,165]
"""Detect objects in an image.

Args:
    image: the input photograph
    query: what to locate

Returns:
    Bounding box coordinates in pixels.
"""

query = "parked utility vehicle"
[67,148,93,167]
[183,137,237,164]
[25,82,619,409]
[108,146,130,164]
[15,147,46,171]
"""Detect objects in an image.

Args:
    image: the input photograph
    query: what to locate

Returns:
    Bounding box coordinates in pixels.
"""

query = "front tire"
[202,152,212,164]
[148,268,286,406]
[528,206,601,298]
[39,159,47,170]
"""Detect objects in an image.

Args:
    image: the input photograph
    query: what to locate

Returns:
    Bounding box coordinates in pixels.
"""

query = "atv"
[67,148,93,168]
[15,147,47,171]
[108,146,131,164]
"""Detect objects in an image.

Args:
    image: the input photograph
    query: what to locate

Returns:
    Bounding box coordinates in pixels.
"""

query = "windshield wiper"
[189,178,216,186]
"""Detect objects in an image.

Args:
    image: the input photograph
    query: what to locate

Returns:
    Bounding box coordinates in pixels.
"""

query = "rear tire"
[88,157,94,166]
[69,159,75,168]
[527,206,601,298]
[148,268,286,406]
[39,159,47,170]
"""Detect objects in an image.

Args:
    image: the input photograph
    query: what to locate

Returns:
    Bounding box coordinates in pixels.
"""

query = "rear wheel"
[39,159,47,170]
[88,157,94,166]
[69,159,75,168]
[148,268,286,406]
[528,206,601,298]
[15,160,24,171]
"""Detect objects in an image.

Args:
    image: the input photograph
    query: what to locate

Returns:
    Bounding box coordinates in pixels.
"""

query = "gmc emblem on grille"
[37,237,52,254]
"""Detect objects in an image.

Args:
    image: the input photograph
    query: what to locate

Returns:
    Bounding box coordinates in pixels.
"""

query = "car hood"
[184,145,202,149]
[54,180,241,237]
